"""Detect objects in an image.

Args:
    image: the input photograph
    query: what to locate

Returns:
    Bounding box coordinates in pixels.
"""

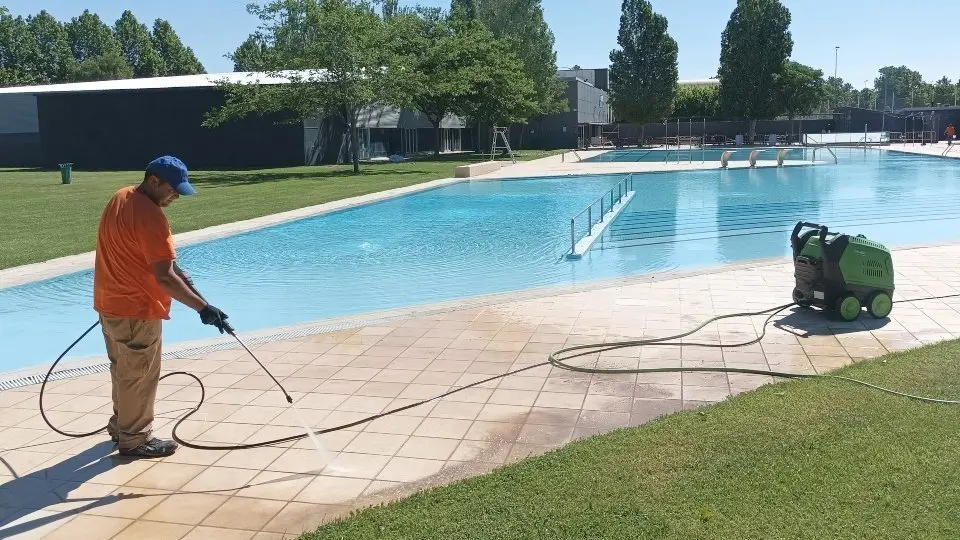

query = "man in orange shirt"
[946,124,956,145]
[94,155,230,458]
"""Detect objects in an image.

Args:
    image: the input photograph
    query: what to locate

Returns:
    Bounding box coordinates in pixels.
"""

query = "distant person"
[93,155,230,458]
[946,123,955,145]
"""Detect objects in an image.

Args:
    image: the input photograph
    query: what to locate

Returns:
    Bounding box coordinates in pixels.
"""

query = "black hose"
[37,294,960,452]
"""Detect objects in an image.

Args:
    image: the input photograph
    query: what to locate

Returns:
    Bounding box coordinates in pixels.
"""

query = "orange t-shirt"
[93,186,177,320]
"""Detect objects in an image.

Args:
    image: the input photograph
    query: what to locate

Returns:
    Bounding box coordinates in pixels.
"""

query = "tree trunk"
[340,105,361,174]
[349,105,360,174]
[351,125,360,174]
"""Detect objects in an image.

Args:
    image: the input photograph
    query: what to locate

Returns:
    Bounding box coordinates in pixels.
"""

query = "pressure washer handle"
[792,221,827,239]
[791,221,824,254]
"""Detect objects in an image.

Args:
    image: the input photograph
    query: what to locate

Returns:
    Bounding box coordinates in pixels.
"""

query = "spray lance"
[184,263,294,405]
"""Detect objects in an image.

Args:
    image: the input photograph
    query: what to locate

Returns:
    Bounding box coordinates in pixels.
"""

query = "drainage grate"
[0,363,111,391]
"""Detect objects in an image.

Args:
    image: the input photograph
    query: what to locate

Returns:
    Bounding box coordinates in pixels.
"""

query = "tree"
[387,8,534,157]
[386,11,461,157]
[717,0,793,141]
[76,49,134,81]
[823,76,856,110]
[230,35,269,71]
[66,9,121,64]
[775,60,824,120]
[206,0,405,174]
[380,0,399,19]
[774,61,823,138]
[874,65,923,111]
[608,0,678,123]
[451,20,536,131]
[114,10,162,78]
[0,8,38,86]
[672,85,720,119]
[856,87,877,110]
[152,19,205,75]
[474,0,567,118]
[449,0,478,19]
[932,76,953,106]
[27,11,76,84]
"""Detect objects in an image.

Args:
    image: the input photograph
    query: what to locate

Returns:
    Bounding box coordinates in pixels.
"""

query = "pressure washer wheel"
[835,293,862,321]
[867,291,893,319]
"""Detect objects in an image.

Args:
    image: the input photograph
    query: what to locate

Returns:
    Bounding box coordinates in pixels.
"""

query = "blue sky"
[6,0,958,88]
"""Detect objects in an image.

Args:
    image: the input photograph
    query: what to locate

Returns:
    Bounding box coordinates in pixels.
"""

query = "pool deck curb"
[4,237,958,389]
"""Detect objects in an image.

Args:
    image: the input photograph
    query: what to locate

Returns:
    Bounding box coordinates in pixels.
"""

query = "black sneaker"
[118,438,178,458]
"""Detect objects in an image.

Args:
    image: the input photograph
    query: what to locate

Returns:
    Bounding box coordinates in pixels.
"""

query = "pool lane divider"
[568,190,636,259]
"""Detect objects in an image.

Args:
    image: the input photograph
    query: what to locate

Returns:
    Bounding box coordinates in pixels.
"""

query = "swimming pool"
[1,150,959,371]
[583,147,807,162]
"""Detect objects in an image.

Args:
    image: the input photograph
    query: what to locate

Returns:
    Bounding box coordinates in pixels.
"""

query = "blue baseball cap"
[146,155,196,196]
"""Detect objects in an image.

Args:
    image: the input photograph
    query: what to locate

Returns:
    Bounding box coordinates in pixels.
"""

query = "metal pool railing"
[569,174,634,256]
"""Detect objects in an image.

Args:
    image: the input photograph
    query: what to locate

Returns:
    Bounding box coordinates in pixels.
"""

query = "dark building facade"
[487,72,612,152]
[36,87,303,170]
[0,72,471,170]
[0,94,42,167]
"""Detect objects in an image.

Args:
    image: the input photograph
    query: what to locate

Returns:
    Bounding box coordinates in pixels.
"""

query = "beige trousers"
[100,316,162,450]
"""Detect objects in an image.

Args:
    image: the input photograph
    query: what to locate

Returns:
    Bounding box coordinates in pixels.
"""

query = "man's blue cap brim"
[175,182,197,196]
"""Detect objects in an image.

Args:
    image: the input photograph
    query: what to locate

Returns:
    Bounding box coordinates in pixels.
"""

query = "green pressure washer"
[790,221,895,322]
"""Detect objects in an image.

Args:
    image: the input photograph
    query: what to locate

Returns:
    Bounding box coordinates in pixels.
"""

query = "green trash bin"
[59,163,73,184]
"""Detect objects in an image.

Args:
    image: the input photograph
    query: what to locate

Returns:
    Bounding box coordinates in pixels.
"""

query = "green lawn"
[304,339,960,540]
[0,150,559,269]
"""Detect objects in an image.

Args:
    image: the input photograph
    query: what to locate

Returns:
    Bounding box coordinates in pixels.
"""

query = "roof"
[0,69,330,95]
[678,78,719,86]
[897,105,960,112]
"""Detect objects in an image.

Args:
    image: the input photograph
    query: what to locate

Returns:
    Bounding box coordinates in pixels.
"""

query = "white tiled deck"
[2,243,959,539]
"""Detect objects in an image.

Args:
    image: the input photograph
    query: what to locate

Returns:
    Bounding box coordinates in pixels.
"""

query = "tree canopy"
[775,61,824,120]
[608,0,678,123]
[0,7,202,86]
[114,10,163,78]
[207,0,403,174]
[470,0,567,118]
[386,9,534,155]
[672,85,720,119]
[214,0,538,170]
[717,0,793,137]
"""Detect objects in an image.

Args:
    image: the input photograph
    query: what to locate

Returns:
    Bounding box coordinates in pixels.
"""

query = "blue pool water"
[583,147,807,162]
[2,149,959,371]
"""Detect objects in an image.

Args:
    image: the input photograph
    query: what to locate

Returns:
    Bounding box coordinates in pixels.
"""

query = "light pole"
[834,46,839,80]
[831,46,839,110]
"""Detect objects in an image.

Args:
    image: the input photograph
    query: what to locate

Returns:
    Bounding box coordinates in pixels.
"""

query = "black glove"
[199,304,231,334]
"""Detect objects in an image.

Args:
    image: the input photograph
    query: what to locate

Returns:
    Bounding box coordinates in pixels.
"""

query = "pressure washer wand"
[223,321,293,404]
